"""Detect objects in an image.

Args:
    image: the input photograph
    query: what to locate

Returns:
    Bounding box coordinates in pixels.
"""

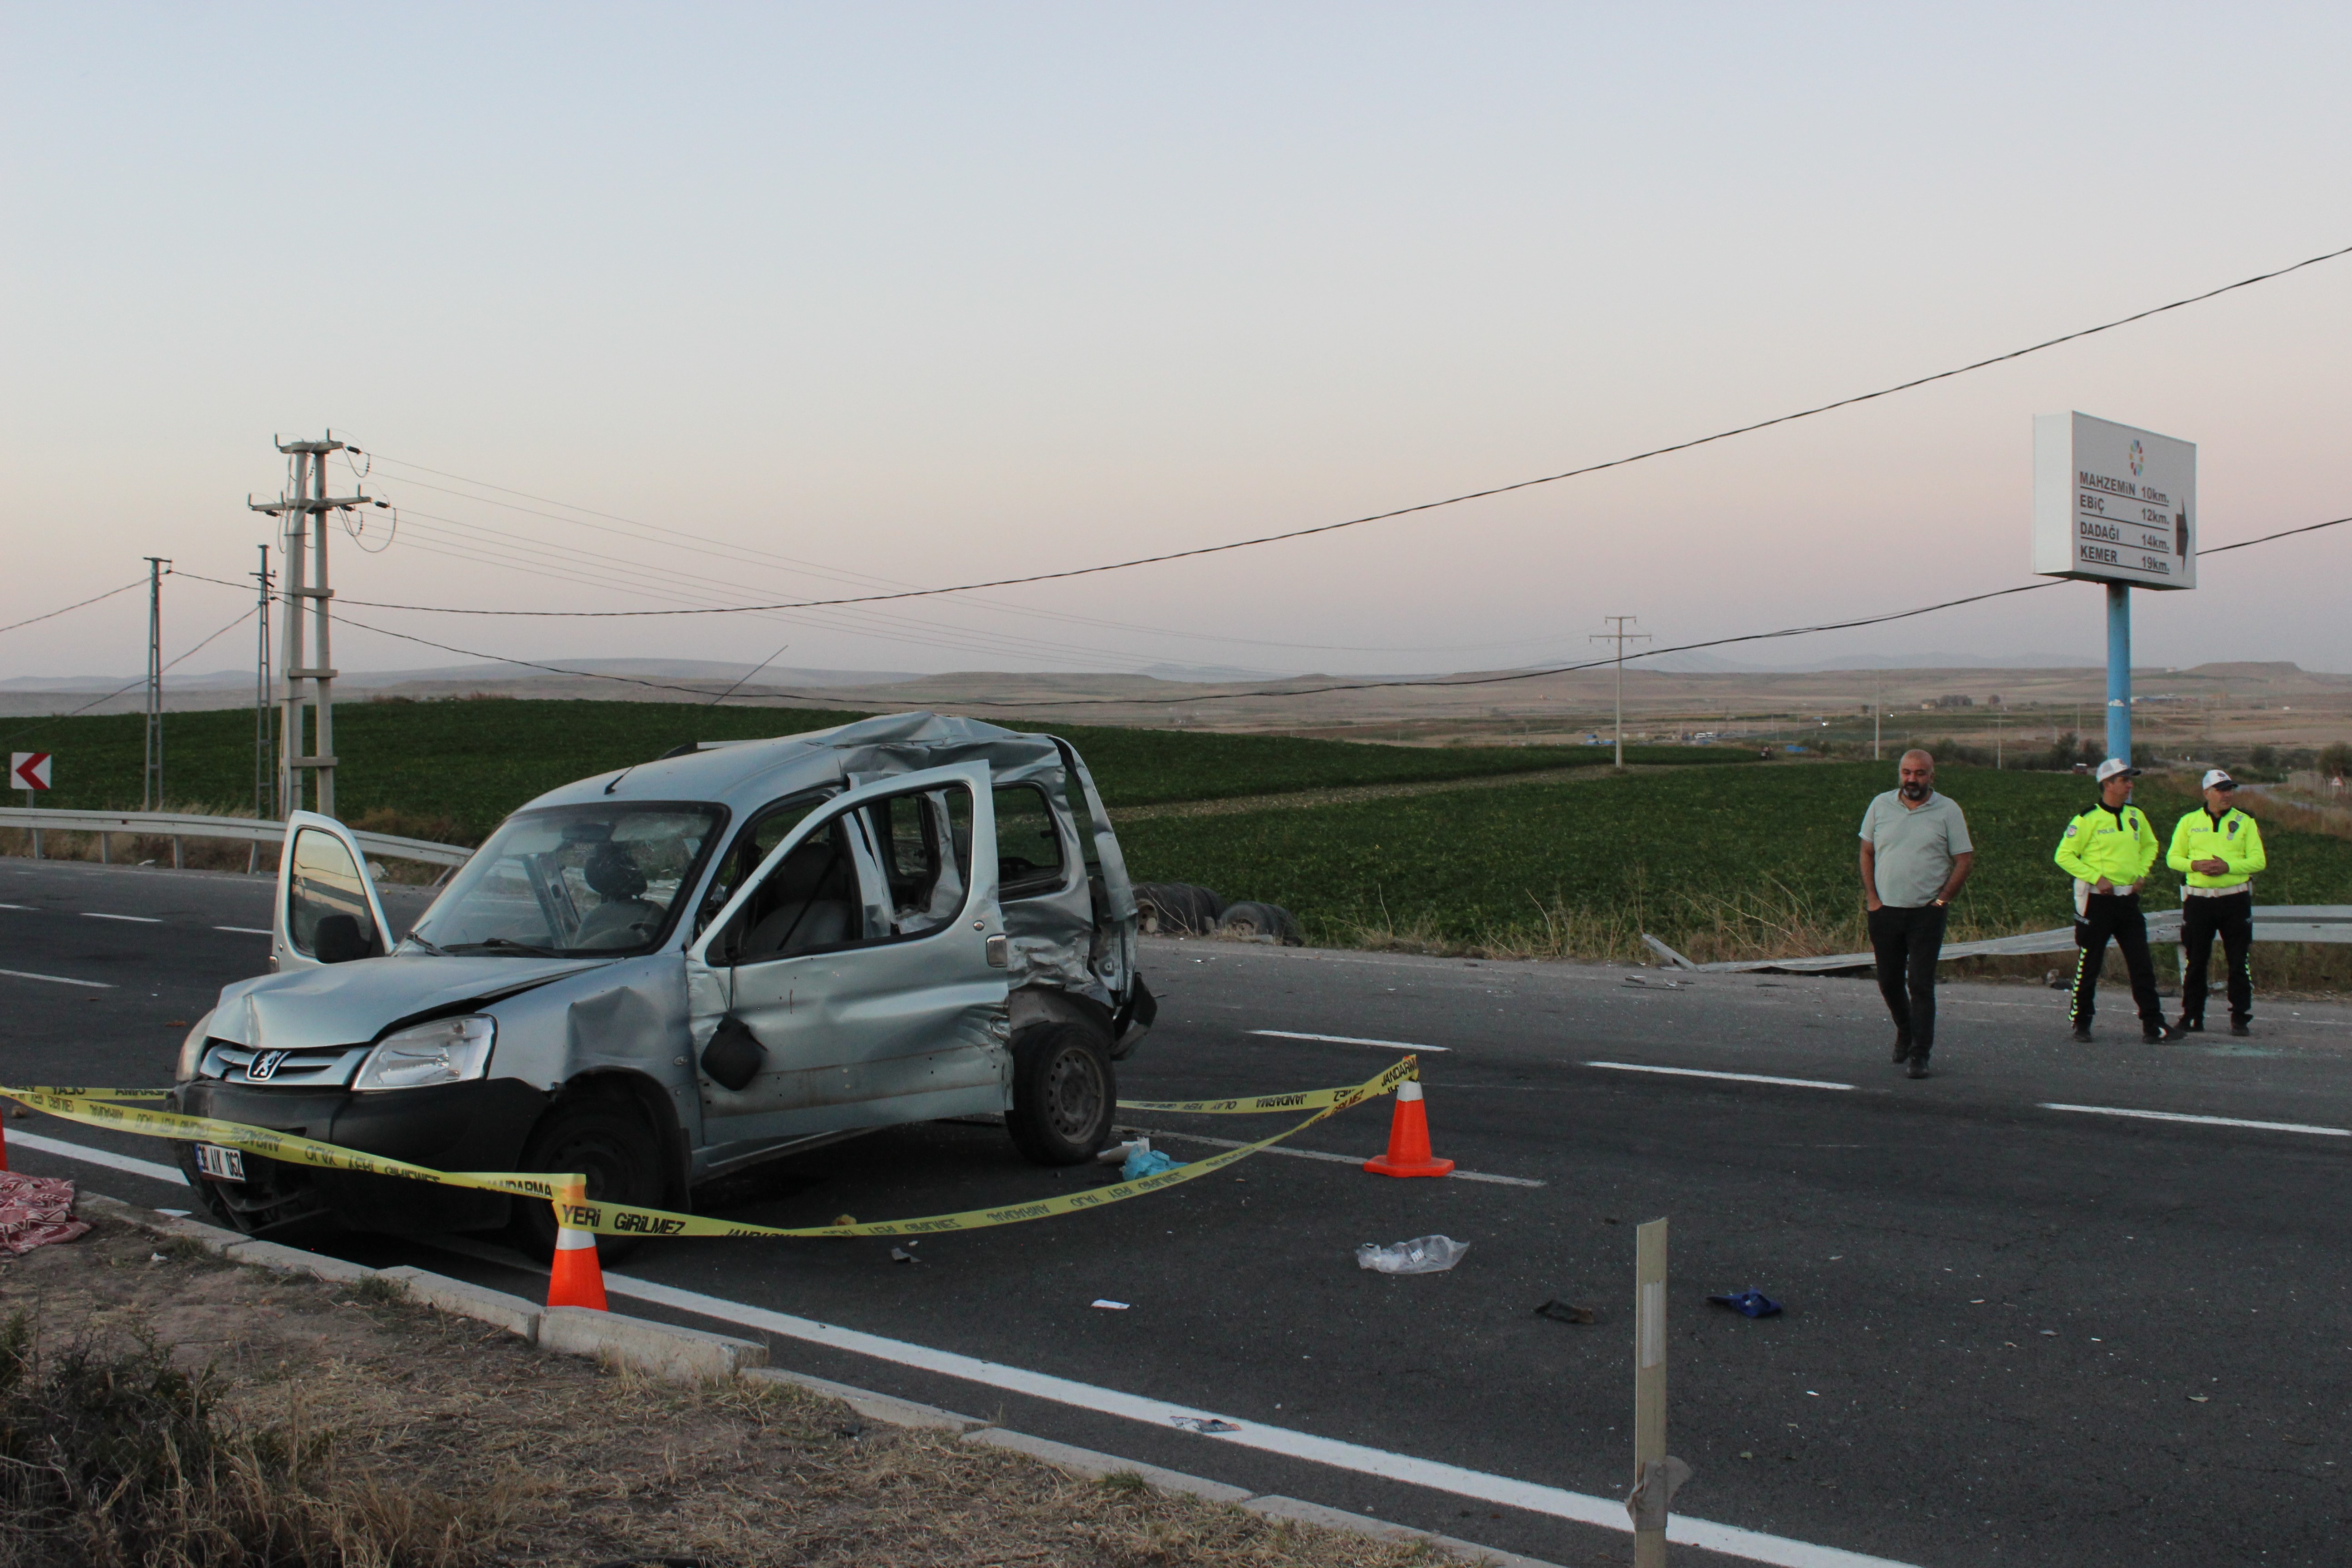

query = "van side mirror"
[312,913,372,965]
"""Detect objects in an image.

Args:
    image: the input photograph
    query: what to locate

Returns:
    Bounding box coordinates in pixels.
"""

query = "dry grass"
[1,1219,1472,1568]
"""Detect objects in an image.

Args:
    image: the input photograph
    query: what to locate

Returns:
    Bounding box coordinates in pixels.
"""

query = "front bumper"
[172,1076,550,1240]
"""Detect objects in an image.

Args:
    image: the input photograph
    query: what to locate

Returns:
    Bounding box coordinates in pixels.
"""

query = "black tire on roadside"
[1135,882,1224,936]
[1004,1021,1117,1166]
[511,1088,668,1262]
[1217,900,1303,946]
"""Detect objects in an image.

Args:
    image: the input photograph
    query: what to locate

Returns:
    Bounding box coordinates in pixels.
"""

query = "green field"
[1116,763,2352,961]
[0,699,1755,840]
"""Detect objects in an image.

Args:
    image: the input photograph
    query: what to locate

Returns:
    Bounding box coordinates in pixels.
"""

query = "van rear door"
[273,811,394,973]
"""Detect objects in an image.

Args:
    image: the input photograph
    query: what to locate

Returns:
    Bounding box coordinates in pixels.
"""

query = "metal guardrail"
[1646,904,2352,975]
[0,807,473,870]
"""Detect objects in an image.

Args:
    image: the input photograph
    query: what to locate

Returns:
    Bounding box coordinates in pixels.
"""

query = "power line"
[360,457,1587,656]
[170,510,2352,716]
[0,578,149,638]
[335,239,2352,622]
[927,513,2352,710]
[0,606,258,750]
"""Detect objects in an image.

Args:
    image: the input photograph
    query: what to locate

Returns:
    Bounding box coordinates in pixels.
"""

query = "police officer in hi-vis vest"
[2167,767,2267,1037]
[2055,759,2184,1044]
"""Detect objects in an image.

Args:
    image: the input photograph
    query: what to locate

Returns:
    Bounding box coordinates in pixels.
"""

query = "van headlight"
[176,1011,216,1083]
[353,1016,495,1092]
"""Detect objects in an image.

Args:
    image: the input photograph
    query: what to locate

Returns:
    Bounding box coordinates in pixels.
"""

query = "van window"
[717,781,975,964]
[993,784,1067,900]
[287,827,379,959]
[696,792,831,936]
[409,803,722,957]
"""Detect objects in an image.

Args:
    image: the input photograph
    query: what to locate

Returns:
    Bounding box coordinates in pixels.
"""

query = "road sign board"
[2033,412,2197,590]
[10,752,51,790]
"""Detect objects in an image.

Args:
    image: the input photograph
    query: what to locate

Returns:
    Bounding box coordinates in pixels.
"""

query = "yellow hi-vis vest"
[2166,806,2266,892]
[2055,802,2159,898]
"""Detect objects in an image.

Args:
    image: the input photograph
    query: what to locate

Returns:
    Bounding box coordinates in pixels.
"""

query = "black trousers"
[2181,890,2254,1026]
[1868,903,1947,1054]
[2069,891,2166,1030]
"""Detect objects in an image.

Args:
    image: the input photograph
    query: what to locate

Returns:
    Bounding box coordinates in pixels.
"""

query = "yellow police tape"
[0,1056,1417,1241]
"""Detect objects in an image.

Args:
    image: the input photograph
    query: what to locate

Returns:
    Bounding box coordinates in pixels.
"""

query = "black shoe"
[2069,1026,2093,1044]
[1906,1055,1932,1079]
[1892,1031,1913,1064]
[2180,1016,2204,1033]
[2150,1022,2187,1043]
[2230,1019,2251,1037]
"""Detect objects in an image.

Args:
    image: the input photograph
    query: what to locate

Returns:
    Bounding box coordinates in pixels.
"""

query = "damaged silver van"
[171,713,1156,1249]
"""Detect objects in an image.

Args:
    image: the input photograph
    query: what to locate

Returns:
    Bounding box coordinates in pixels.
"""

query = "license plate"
[194,1143,246,1183]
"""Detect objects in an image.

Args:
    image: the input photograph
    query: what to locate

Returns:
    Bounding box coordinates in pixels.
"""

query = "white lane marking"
[0,967,115,988]
[83,912,162,924]
[1250,1029,1450,1053]
[214,926,273,936]
[1138,1127,1545,1188]
[417,1249,1911,1568]
[5,1129,189,1184]
[0,902,37,910]
[1588,1061,1855,1091]
[2041,1103,2350,1137]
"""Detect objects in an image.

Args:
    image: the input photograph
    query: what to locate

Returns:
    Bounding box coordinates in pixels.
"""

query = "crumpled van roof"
[528,712,1069,814]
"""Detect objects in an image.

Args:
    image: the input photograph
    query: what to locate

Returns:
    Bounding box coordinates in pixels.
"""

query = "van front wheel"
[1006,1022,1116,1166]
[513,1090,666,1262]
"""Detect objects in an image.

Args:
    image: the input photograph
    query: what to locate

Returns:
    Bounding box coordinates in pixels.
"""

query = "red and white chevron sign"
[10,752,51,790]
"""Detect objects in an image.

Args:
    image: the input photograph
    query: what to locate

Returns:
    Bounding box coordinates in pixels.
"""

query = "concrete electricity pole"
[142,556,171,810]
[1590,616,1651,769]
[251,544,274,820]
[249,433,367,818]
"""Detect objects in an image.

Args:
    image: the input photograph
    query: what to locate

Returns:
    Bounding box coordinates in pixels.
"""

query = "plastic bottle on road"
[1355,1235,1470,1274]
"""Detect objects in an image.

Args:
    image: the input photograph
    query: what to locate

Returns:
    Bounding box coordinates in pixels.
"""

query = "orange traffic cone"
[1364,1078,1454,1178]
[545,1177,608,1311]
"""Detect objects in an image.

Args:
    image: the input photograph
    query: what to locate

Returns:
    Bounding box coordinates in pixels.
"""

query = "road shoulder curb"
[72,1189,1563,1568]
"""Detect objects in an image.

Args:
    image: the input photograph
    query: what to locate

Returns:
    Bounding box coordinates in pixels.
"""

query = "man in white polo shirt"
[1859,750,1975,1079]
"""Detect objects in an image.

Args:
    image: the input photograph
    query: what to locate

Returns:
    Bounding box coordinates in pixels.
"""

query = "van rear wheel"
[1006,1022,1116,1166]
[513,1091,666,1262]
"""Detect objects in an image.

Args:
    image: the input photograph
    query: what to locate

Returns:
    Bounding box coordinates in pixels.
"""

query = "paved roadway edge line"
[20,1129,1911,1566]
[81,912,162,923]
[10,1128,189,1183]
[592,1272,1918,1568]
[2038,1103,2351,1137]
[0,966,115,988]
[1587,1062,1856,1092]
[1250,1029,1451,1052]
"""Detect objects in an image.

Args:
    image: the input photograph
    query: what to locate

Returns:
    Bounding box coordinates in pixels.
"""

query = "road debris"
[1092,1299,1130,1310]
[1122,1145,1184,1180]
[1356,1235,1470,1274]
[1534,1298,1598,1324]
[0,1171,89,1255]
[1706,1289,1783,1318]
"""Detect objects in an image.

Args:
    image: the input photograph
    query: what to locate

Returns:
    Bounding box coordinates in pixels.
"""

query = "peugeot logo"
[247,1050,290,1083]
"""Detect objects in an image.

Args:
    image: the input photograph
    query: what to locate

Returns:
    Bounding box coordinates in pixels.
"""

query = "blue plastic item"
[1707,1289,1783,1318]
[1122,1147,1184,1180]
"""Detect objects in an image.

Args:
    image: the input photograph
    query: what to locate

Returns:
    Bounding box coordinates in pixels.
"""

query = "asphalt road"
[5,855,2351,1567]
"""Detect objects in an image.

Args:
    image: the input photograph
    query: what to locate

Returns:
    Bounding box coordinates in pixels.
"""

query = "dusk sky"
[5,4,2349,685]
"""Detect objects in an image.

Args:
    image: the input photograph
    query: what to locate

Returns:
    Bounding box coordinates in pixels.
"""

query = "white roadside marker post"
[1628,1217,1691,1566]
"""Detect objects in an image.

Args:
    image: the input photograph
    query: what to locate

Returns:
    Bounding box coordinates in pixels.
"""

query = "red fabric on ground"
[0,1171,90,1255]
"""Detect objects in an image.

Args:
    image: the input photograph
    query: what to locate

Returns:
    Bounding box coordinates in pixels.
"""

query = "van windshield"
[407,803,724,957]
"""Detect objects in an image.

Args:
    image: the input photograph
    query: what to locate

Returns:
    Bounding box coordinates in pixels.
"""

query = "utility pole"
[250,433,367,818]
[142,556,171,810]
[1590,616,1651,769]
[1872,674,1883,762]
[252,544,274,820]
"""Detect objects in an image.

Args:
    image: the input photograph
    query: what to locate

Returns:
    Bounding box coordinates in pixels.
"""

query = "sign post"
[2034,413,2197,763]
[1627,1217,1690,1565]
